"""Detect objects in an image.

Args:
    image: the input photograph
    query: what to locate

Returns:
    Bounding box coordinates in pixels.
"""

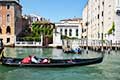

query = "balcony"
[115,7,120,15]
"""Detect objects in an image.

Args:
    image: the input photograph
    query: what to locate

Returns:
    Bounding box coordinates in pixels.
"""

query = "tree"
[32,21,55,45]
[108,22,115,35]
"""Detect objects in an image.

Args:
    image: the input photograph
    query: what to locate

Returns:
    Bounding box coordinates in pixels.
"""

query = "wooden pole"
[115,41,118,51]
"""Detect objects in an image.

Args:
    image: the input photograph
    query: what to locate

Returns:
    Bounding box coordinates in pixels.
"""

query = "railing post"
[115,40,118,51]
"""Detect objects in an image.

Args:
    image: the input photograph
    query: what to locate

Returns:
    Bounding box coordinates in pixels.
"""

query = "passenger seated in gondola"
[31,55,41,64]
[6,58,14,63]
[21,55,31,64]
[67,60,74,63]
[41,58,50,64]
[74,48,81,54]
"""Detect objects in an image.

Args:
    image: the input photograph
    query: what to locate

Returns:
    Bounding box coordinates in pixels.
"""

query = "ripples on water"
[0,48,120,80]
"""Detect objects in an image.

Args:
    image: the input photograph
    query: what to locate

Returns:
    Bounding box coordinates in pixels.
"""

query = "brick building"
[0,0,22,46]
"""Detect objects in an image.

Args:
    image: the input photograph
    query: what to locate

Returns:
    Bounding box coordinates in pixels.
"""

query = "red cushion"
[21,57,31,64]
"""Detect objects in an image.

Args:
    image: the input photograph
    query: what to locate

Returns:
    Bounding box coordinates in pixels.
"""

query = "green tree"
[108,22,115,35]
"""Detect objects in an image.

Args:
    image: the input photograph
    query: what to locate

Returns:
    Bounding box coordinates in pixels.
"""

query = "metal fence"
[62,39,120,48]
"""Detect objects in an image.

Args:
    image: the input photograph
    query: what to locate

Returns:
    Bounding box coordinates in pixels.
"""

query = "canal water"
[0,47,120,80]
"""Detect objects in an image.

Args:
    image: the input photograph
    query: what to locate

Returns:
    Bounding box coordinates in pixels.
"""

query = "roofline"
[83,0,89,9]
[0,1,22,8]
[60,18,82,21]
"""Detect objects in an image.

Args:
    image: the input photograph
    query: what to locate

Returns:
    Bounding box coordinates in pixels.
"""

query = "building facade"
[82,0,120,44]
[0,0,22,45]
[56,18,82,39]
[52,18,82,47]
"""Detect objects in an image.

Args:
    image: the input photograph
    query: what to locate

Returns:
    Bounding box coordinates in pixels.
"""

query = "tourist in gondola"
[31,55,41,64]
[41,58,51,64]
[21,55,31,64]
[21,55,41,64]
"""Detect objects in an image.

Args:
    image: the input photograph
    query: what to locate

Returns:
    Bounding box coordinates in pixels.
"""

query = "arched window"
[7,4,10,9]
[69,29,72,36]
[7,14,10,22]
[0,27,2,34]
[6,26,11,34]
[0,15,1,25]
[65,29,67,35]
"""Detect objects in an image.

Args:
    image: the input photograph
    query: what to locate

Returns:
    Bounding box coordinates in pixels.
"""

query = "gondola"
[1,53,104,67]
[63,50,81,54]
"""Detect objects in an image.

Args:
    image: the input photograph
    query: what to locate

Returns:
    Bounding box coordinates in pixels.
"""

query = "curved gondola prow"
[99,51,104,63]
[0,39,4,62]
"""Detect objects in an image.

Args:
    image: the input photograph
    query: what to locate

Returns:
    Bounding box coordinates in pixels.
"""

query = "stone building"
[0,0,22,46]
[52,18,82,47]
[82,0,120,44]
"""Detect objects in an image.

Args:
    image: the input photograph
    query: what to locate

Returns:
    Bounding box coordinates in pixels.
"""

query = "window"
[7,4,10,9]
[102,1,104,6]
[7,38,10,43]
[102,11,104,17]
[0,27,2,34]
[37,18,39,21]
[65,29,67,35]
[0,15,2,25]
[97,14,99,19]
[69,29,72,36]
[82,36,83,38]
[98,32,100,38]
[60,29,62,34]
[109,5,111,7]
[108,17,111,20]
[6,26,11,33]
[102,22,104,26]
[7,14,10,22]
[76,29,78,36]
[116,10,120,15]
[98,6,100,9]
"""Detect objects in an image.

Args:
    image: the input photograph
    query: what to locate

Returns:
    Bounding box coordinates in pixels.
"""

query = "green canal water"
[0,47,120,80]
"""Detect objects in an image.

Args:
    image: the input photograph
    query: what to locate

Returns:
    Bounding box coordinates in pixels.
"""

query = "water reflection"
[52,48,64,59]
[4,47,102,59]
[4,48,17,58]
[1,48,120,80]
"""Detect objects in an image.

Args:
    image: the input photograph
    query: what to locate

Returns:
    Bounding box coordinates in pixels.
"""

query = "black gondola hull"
[1,57,103,67]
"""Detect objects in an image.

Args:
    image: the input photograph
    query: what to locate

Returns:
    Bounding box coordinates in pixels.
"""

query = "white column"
[40,35,43,46]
